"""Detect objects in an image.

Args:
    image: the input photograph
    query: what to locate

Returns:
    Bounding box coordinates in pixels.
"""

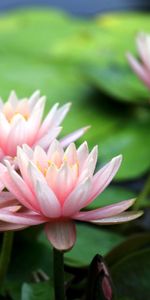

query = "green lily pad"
[111,248,150,300]
[106,233,150,267]
[21,282,54,300]
[8,234,53,283]
[86,186,136,210]
[65,223,124,267]
[99,116,150,180]
[86,13,150,103]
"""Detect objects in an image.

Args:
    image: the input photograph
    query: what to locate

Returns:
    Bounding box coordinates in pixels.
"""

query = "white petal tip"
[83,125,91,132]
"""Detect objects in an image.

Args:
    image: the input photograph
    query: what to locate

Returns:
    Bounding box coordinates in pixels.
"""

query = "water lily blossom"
[0,90,88,160]
[0,183,24,230]
[0,141,142,251]
[127,32,150,88]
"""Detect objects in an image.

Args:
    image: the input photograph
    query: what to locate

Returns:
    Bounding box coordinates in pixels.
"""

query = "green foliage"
[111,248,150,300]
[65,223,124,267]
[86,186,136,210]
[21,282,54,300]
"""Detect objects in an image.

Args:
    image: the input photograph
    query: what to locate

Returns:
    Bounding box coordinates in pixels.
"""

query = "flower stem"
[133,173,150,210]
[53,247,66,300]
[0,231,14,291]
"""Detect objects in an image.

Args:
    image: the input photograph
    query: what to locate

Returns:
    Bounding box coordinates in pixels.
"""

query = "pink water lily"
[127,32,150,88]
[0,90,88,160]
[0,184,22,229]
[0,141,142,251]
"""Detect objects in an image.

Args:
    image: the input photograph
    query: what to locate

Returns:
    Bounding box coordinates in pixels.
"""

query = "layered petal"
[0,222,28,231]
[36,180,61,218]
[77,141,89,172]
[37,127,62,149]
[91,211,143,224]
[0,210,47,225]
[127,52,150,88]
[127,33,150,89]
[74,199,135,221]
[60,126,90,148]
[0,163,35,211]
[37,103,59,138]
[6,116,27,156]
[136,33,150,69]
[86,155,122,206]
[45,220,76,250]
[63,177,91,216]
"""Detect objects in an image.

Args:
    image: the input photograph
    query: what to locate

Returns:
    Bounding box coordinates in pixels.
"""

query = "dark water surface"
[0,0,150,15]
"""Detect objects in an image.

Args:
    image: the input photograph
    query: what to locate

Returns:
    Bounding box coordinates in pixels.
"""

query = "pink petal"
[5,160,38,210]
[6,117,27,156]
[127,52,150,88]
[0,222,28,231]
[0,198,19,209]
[0,192,15,201]
[62,177,91,216]
[17,146,33,187]
[8,90,18,106]
[0,180,5,192]
[0,163,35,211]
[0,113,10,149]
[47,162,76,203]
[0,211,47,225]
[64,143,77,164]
[60,126,90,148]
[91,211,143,225]
[136,33,150,70]
[33,146,48,173]
[54,103,71,126]
[85,145,98,174]
[27,161,47,189]
[36,180,61,218]
[28,161,61,217]
[28,90,41,110]
[86,155,122,206]
[47,139,64,164]
[0,148,5,161]
[22,144,33,159]
[27,96,46,145]
[1,205,21,213]
[29,96,45,118]
[37,127,62,149]
[78,145,98,182]
[77,142,89,171]
[45,220,76,250]
[74,198,135,221]
[37,103,59,138]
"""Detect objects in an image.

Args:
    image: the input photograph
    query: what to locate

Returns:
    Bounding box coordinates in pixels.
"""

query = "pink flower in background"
[127,32,150,88]
[0,141,142,251]
[0,90,88,160]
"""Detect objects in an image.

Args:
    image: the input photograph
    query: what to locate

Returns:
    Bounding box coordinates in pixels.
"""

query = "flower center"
[3,102,30,122]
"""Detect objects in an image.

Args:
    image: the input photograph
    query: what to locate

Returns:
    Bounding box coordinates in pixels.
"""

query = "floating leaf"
[111,248,150,300]
[65,223,124,267]
[21,282,54,300]
[99,117,150,180]
[106,233,150,267]
[86,13,150,103]
[86,186,136,210]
